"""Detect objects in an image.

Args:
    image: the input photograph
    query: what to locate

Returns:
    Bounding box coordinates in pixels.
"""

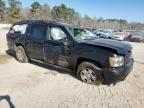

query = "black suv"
[6,20,134,85]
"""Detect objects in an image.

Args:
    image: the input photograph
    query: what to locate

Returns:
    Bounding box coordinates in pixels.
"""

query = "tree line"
[0,0,144,30]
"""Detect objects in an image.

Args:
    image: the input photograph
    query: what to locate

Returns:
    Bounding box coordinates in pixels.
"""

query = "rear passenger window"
[30,24,47,40]
[10,24,27,34]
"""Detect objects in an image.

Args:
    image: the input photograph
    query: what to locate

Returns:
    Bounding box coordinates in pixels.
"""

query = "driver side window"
[50,27,67,41]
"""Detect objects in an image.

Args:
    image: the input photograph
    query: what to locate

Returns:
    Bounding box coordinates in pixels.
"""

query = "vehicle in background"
[97,30,113,39]
[84,28,93,32]
[124,30,133,36]
[127,31,144,42]
[92,29,102,35]
[112,32,128,41]
[129,36,144,42]
[93,29,113,39]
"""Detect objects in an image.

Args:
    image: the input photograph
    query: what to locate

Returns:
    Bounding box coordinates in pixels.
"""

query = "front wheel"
[16,46,29,63]
[77,62,103,85]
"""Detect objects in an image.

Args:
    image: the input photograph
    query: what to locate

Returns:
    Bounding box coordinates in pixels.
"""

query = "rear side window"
[10,24,27,34]
[30,24,47,41]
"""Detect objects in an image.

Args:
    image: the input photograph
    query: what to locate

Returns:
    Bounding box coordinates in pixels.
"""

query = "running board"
[31,58,72,72]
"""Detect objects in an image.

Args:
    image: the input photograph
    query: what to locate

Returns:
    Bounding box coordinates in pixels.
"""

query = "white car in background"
[112,32,128,41]
[94,29,113,39]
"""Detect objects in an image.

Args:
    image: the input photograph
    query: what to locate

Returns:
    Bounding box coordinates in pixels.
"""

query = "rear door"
[26,23,47,60]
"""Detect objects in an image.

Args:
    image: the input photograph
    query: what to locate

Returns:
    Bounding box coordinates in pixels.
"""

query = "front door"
[44,26,71,68]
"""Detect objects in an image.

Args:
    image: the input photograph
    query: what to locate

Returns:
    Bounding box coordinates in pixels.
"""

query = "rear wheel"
[77,62,103,85]
[16,46,29,63]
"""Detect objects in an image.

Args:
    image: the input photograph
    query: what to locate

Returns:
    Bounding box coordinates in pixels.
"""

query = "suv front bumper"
[102,59,134,84]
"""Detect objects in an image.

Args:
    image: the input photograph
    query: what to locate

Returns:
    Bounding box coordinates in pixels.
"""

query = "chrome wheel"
[80,68,96,84]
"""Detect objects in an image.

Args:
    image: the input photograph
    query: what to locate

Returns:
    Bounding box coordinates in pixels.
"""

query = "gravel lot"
[0,29,144,108]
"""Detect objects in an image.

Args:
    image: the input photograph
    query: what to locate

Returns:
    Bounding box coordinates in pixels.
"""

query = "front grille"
[125,51,132,64]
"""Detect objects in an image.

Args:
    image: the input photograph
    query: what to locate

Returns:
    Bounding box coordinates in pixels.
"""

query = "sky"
[8,0,144,23]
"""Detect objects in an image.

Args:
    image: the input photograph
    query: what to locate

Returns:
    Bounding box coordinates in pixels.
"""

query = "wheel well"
[15,43,24,48]
[15,43,29,58]
[76,57,102,71]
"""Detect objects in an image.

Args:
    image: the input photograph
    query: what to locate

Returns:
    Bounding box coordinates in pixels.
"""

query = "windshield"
[74,28,97,40]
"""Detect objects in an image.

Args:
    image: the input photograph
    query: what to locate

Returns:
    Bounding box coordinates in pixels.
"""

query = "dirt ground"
[0,29,144,108]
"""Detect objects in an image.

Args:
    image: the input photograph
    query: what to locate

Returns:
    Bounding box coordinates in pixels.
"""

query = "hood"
[80,38,132,55]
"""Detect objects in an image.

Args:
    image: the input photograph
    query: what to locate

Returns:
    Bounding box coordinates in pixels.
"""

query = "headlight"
[109,55,124,67]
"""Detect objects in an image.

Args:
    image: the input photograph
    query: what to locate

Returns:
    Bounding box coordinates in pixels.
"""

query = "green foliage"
[0,0,5,12]
[30,1,41,19]
[40,4,51,20]
[0,0,5,21]
[51,4,79,23]
[7,0,22,23]
[31,2,41,13]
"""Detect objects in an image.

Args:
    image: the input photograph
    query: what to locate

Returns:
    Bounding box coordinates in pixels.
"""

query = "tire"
[77,62,103,85]
[16,46,29,63]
